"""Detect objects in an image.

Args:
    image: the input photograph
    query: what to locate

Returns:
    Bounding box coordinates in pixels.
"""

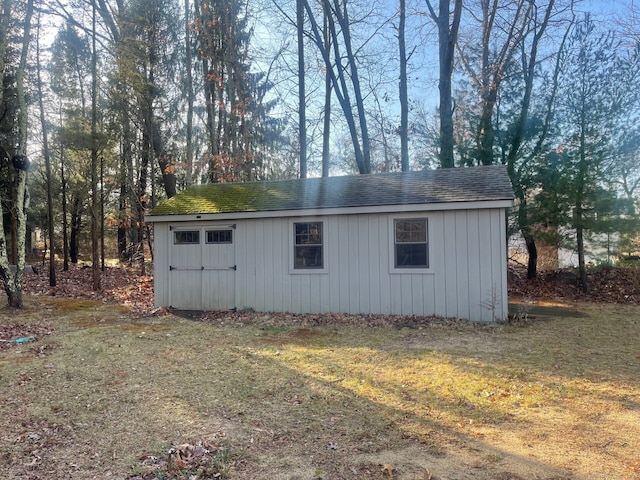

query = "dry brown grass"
[1,297,639,479]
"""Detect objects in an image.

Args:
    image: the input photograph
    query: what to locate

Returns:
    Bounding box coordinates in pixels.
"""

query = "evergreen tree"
[194,0,282,182]
[549,14,629,290]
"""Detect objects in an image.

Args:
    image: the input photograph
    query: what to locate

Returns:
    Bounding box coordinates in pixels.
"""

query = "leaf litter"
[129,439,237,479]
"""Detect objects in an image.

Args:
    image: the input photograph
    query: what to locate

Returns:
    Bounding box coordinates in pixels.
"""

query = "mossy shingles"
[149,166,515,217]
[150,182,303,215]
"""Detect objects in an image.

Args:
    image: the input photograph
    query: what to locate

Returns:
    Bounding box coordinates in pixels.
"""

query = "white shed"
[146,166,514,322]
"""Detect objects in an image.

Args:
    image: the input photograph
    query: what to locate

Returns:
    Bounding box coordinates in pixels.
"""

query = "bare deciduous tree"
[425,0,462,168]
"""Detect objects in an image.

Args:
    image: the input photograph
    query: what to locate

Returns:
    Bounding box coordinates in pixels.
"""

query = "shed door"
[201,228,236,310]
[168,226,236,310]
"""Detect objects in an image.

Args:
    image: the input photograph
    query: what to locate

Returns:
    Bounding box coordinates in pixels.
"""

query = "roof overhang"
[146,199,514,223]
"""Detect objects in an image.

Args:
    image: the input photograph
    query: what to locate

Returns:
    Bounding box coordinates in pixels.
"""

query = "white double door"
[168,225,236,310]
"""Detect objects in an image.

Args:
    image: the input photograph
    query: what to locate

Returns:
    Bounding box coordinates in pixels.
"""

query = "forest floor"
[0,263,638,479]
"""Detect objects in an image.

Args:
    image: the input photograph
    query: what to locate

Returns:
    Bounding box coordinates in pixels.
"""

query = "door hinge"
[169,265,174,271]
[230,265,237,270]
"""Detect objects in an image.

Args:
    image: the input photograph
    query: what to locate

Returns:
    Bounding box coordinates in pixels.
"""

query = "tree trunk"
[304,0,368,174]
[118,135,128,262]
[61,147,69,271]
[91,0,101,290]
[0,0,34,307]
[153,124,177,198]
[426,0,462,169]
[398,0,409,171]
[36,19,56,286]
[477,99,497,165]
[70,197,81,264]
[100,155,105,270]
[321,8,331,177]
[185,0,195,186]
[576,223,589,292]
[331,0,371,173]
[525,234,537,280]
[0,0,11,299]
[144,25,177,199]
[297,0,307,178]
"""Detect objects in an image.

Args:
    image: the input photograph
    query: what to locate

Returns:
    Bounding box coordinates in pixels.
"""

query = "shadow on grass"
[508,301,585,318]
[2,302,638,479]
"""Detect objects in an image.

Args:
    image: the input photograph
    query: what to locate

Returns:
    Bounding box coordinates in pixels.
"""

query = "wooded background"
[0,0,639,305]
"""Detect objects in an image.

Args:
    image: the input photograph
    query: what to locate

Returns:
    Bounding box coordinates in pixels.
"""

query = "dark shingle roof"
[149,165,514,216]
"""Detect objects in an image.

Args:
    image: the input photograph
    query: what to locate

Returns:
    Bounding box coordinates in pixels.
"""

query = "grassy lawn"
[1,297,639,479]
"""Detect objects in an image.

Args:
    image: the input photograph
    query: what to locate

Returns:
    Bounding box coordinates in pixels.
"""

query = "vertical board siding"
[154,207,509,321]
[389,275,403,316]
[234,221,248,310]
[496,210,509,320]
[357,215,371,313]
[500,211,509,320]
[465,212,482,322]
[257,220,270,311]
[477,210,495,321]
[401,275,414,315]
[367,217,381,314]
[328,219,342,312]
[422,274,436,316]
[455,211,470,320]
[337,216,351,313]
[254,221,266,310]
[153,224,169,307]
[443,213,458,318]
[377,215,392,315]
[347,216,361,314]
[430,212,447,318]
[411,274,424,315]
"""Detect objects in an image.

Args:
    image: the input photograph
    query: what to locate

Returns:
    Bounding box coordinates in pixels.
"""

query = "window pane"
[395,219,427,243]
[295,246,323,268]
[395,244,428,267]
[174,230,200,244]
[295,222,322,245]
[409,220,427,242]
[294,222,323,269]
[206,230,232,244]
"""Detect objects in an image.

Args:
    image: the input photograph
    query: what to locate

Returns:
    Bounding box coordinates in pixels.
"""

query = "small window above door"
[206,230,233,244]
[174,230,200,245]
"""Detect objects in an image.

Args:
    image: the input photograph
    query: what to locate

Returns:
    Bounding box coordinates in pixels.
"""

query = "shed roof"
[148,165,514,217]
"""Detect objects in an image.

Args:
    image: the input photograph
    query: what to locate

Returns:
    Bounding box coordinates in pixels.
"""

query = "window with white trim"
[174,230,200,245]
[294,221,323,269]
[394,218,428,268]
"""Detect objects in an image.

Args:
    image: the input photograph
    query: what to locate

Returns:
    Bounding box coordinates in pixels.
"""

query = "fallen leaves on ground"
[0,322,52,350]
[128,440,236,479]
[508,265,640,304]
[381,463,395,477]
[22,263,159,318]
